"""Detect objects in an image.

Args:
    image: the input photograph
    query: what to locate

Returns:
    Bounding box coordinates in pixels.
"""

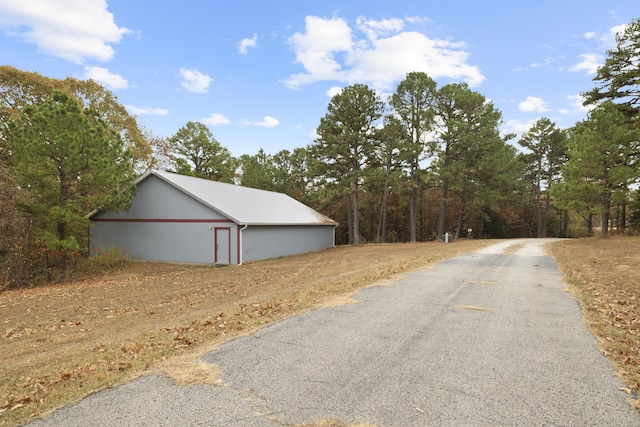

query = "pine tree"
[169,121,236,182]
[6,90,135,266]
[389,72,437,242]
[313,84,384,244]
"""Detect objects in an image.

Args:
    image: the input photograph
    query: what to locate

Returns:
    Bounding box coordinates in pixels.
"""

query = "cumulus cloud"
[256,116,280,128]
[504,119,537,137]
[519,96,549,113]
[568,23,628,76]
[238,33,258,55]
[125,105,168,116]
[326,86,343,98]
[565,94,593,114]
[84,66,128,89]
[356,16,404,41]
[0,0,130,63]
[179,68,212,93]
[240,116,280,128]
[202,113,230,126]
[569,53,603,75]
[284,15,484,90]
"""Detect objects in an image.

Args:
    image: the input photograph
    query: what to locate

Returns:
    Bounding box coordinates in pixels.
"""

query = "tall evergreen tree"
[582,18,640,121]
[389,72,437,242]
[559,101,640,236]
[313,84,384,244]
[518,118,567,237]
[6,90,135,263]
[0,65,153,172]
[431,83,503,239]
[239,149,276,190]
[169,121,236,182]
[372,116,406,242]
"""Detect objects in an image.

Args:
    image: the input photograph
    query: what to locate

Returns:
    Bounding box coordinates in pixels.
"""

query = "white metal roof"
[146,170,337,226]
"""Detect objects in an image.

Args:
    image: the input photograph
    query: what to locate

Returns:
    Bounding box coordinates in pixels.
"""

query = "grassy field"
[1,237,639,426]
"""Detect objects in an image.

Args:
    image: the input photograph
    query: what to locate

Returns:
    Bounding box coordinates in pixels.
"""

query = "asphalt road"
[28,239,640,426]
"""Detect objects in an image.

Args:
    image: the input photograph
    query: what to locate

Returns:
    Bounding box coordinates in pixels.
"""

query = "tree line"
[1,18,639,288]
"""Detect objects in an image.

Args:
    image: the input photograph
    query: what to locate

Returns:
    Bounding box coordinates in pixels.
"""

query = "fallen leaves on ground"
[552,236,640,408]
[0,240,490,426]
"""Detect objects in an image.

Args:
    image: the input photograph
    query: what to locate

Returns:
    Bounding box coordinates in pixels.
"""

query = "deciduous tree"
[0,65,153,171]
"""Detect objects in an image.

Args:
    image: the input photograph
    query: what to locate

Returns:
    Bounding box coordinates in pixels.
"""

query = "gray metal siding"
[89,173,336,265]
[241,225,335,263]
[92,175,227,220]
[90,222,239,264]
[90,175,239,264]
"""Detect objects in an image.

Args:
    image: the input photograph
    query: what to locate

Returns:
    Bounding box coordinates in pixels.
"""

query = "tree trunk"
[377,172,390,243]
[535,160,543,238]
[352,182,360,245]
[438,177,449,238]
[346,193,353,244]
[455,183,467,239]
[543,189,552,238]
[409,167,419,243]
[601,190,611,237]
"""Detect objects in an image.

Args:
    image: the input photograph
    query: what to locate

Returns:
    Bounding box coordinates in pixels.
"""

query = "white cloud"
[84,66,128,89]
[569,53,603,75]
[238,33,258,55]
[284,15,484,90]
[0,0,130,63]
[201,113,230,126]
[239,116,280,128]
[125,105,168,116]
[326,86,343,98]
[568,23,628,77]
[356,16,404,41]
[504,119,537,137]
[566,94,593,114]
[530,58,553,69]
[179,68,212,93]
[405,15,432,25]
[256,116,280,128]
[519,96,549,113]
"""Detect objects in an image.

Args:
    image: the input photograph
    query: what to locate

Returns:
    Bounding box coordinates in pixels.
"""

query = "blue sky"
[0,1,637,157]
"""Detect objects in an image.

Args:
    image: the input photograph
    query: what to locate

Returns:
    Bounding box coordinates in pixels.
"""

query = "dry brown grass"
[0,240,490,427]
[4,237,637,426]
[551,236,640,407]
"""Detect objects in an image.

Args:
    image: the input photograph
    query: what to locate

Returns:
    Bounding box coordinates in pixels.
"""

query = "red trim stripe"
[91,218,235,223]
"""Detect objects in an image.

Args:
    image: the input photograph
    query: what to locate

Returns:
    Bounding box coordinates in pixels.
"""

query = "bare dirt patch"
[0,240,491,426]
[551,236,640,407]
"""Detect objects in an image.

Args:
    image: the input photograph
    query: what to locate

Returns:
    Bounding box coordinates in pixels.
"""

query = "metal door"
[214,227,231,264]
